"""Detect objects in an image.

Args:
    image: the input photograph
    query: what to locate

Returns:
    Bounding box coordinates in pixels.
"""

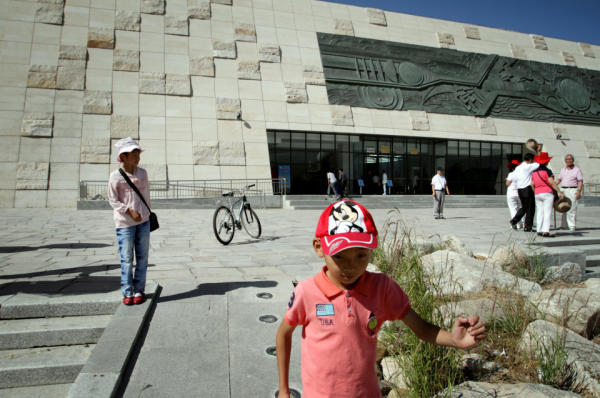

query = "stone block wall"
[0,0,599,207]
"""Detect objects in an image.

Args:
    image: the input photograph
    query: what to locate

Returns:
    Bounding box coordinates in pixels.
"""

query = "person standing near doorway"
[509,153,539,232]
[337,168,348,199]
[506,160,524,229]
[531,152,564,237]
[431,167,450,219]
[326,169,338,198]
[381,170,388,195]
[556,154,583,231]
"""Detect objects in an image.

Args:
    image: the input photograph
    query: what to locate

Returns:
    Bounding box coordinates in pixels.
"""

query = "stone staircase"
[532,237,600,279]
[283,194,510,210]
[0,284,157,397]
[0,296,119,396]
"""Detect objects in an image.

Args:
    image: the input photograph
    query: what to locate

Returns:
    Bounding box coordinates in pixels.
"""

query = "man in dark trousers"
[337,168,348,199]
[509,153,539,232]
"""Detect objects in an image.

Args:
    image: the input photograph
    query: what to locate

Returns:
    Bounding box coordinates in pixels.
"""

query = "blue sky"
[328,0,600,46]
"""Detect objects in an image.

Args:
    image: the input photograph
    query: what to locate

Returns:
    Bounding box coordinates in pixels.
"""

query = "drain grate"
[256,292,273,299]
[275,389,301,397]
[259,314,278,323]
[265,346,277,356]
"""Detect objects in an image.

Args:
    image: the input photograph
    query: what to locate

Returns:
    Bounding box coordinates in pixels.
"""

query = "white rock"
[442,234,473,257]
[520,320,600,396]
[380,357,407,389]
[420,250,542,296]
[445,381,582,397]
[542,262,583,284]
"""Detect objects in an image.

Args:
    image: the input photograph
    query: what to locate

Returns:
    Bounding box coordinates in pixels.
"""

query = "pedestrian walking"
[431,167,450,219]
[326,169,338,197]
[275,200,486,398]
[337,168,348,199]
[506,160,524,229]
[107,137,150,306]
[509,153,539,232]
[531,152,564,237]
[556,154,583,231]
[381,170,388,195]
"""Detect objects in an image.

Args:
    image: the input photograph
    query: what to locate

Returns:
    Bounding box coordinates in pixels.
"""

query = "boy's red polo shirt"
[284,267,411,398]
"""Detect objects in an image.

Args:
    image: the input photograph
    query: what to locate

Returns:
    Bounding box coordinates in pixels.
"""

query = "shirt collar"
[314,266,371,298]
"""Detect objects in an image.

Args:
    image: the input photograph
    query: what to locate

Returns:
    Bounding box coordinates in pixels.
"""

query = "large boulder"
[442,234,473,257]
[489,244,529,268]
[442,381,581,397]
[380,356,407,390]
[440,298,505,326]
[528,281,600,337]
[519,319,600,396]
[420,250,541,296]
[541,262,584,284]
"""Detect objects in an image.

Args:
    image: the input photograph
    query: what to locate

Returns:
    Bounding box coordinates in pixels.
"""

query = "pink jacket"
[107,167,151,228]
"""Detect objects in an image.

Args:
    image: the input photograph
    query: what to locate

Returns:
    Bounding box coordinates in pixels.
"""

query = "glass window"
[502,143,512,156]
[393,139,405,154]
[492,143,501,156]
[291,132,305,150]
[434,141,446,156]
[481,142,491,157]
[276,131,290,150]
[513,144,522,155]
[291,150,305,163]
[350,135,362,152]
[407,140,419,155]
[267,131,275,145]
[459,141,469,157]
[447,141,458,155]
[307,133,320,150]
[336,135,349,152]
[379,140,391,155]
[421,141,432,155]
[276,150,290,163]
[470,142,480,157]
[364,139,377,154]
[322,134,335,150]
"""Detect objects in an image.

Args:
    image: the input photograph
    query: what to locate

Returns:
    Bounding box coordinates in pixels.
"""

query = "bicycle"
[213,184,262,245]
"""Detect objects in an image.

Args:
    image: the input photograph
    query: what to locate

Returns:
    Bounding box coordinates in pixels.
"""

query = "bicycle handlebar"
[221,184,256,197]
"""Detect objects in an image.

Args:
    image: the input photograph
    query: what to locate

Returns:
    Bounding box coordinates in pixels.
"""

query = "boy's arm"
[402,309,486,349]
[276,320,297,397]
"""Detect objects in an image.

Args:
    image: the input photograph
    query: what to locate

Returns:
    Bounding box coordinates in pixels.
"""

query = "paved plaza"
[1,204,599,397]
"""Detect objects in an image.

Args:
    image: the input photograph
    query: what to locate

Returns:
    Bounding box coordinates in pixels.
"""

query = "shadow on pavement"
[158,280,278,303]
[227,236,282,246]
[0,242,112,253]
[0,263,156,279]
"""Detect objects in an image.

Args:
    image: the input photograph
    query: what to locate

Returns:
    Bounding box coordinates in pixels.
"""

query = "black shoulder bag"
[119,168,159,231]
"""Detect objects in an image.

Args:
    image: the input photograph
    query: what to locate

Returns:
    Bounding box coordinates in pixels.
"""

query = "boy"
[107,137,150,306]
[276,200,486,398]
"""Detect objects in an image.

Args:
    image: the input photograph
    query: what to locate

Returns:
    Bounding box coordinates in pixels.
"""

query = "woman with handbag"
[108,137,152,305]
[531,152,564,238]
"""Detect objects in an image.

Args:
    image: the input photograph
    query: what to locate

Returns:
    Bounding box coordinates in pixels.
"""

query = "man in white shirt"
[381,170,388,195]
[326,170,338,197]
[431,167,450,219]
[509,153,539,231]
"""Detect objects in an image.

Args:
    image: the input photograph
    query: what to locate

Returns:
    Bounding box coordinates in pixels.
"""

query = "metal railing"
[80,178,287,202]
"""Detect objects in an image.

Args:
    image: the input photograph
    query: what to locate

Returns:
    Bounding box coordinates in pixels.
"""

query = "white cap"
[115,137,144,162]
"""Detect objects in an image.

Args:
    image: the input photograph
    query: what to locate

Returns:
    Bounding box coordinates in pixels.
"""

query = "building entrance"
[267,131,523,196]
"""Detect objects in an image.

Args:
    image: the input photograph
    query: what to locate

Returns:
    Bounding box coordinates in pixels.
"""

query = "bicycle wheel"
[241,204,262,239]
[213,206,235,245]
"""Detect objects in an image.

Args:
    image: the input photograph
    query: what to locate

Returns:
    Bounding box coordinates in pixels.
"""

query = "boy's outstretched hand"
[451,315,486,349]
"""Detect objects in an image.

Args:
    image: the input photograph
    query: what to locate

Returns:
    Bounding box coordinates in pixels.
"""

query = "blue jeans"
[116,221,150,297]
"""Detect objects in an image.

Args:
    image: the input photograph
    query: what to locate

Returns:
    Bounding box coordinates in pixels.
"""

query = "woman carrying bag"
[108,137,155,305]
[531,152,564,238]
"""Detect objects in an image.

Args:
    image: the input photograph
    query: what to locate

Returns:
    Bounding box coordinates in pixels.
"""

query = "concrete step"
[0,383,72,398]
[586,254,600,267]
[0,291,121,319]
[534,237,600,248]
[0,344,94,388]
[0,315,111,350]
[574,245,600,256]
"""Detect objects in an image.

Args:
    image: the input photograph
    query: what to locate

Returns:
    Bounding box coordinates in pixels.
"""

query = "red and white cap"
[315,199,378,255]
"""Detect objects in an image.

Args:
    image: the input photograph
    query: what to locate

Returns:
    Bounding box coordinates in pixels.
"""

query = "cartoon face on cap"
[329,201,366,235]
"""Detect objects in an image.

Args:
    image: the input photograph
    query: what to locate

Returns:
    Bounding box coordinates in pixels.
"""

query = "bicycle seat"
[222,191,234,197]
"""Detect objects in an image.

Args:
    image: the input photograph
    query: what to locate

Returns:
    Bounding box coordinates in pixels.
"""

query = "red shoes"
[123,296,133,305]
[133,293,146,305]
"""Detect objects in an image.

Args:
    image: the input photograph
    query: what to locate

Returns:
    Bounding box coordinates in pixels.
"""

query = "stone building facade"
[0,0,599,206]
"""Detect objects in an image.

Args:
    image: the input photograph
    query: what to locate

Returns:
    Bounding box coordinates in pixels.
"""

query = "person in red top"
[275,200,487,398]
[531,152,564,237]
